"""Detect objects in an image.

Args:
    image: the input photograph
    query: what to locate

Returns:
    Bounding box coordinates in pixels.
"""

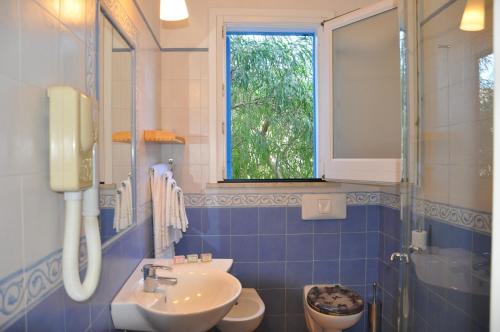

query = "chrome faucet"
[142,264,178,293]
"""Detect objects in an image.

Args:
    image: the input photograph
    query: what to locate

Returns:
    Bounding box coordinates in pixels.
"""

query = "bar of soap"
[173,255,186,264]
[201,253,212,262]
[187,254,199,263]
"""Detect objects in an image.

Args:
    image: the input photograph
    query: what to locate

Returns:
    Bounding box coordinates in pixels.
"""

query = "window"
[225,31,317,181]
[210,4,401,185]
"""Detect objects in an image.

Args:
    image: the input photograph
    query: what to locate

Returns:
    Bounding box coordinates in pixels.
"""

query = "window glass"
[332,9,400,159]
[226,32,316,179]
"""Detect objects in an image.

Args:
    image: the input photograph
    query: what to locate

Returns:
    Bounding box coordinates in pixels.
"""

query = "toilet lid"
[306,285,364,316]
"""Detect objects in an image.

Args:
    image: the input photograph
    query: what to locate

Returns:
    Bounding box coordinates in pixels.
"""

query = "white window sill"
[204,181,398,194]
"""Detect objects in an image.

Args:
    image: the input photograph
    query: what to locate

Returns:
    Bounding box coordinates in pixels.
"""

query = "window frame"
[224,30,318,180]
[321,0,402,183]
[209,9,331,183]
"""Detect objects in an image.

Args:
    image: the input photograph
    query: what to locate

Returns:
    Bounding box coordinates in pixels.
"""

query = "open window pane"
[226,32,316,180]
[332,8,400,159]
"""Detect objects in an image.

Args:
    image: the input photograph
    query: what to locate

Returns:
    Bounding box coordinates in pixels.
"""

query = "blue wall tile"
[175,235,202,255]
[285,289,304,314]
[259,262,286,289]
[286,314,308,332]
[313,261,339,284]
[231,262,259,288]
[231,236,258,262]
[259,235,286,261]
[366,232,379,259]
[202,235,230,258]
[27,287,66,332]
[231,207,259,235]
[341,206,366,233]
[286,262,312,288]
[426,219,472,250]
[202,208,230,235]
[64,292,90,332]
[185,208,202,235]
[341,233,366,259]
[257,314,286,332]
[286,234,313,261]
[286,207,313,234]
[5,314,26,332]
[313,219,340,233]
[366,259,378,284]
[92,307,112,332]
[366,205,381,231]
[100,208,117,242]
[313,233,340,260]
[382,207,400,238]
[259,289,286,315]
[340,259,366,284]
[259,207,286,234]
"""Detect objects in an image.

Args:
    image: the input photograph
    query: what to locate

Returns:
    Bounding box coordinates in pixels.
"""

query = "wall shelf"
[111,130,185,144]
[144,130,185,144]
[112,131,131,143]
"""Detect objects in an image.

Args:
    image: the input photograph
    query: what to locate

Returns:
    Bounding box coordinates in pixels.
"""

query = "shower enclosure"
[397,0,493,331]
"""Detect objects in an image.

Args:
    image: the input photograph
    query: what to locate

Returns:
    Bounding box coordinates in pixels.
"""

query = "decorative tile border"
[100,0,139,46]
[0,241,88,330]
[99,191,116,208]
[184,191,401,209]
[413,199,492,235]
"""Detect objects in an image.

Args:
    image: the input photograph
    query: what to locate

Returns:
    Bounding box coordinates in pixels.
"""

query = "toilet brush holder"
[369,283,381,332]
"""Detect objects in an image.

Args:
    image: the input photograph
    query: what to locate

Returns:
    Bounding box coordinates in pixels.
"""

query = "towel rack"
[149,159,175,175]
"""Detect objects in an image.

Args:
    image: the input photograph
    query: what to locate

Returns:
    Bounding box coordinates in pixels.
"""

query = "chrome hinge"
[222,83,225,96]
[222,167,225,178]
[221,121,225,135]
[222,26,226,39]
[390,252,409,263]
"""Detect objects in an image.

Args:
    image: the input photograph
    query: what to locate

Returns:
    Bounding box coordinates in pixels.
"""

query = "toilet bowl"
[216,288,265,332]
[303,284,364,332]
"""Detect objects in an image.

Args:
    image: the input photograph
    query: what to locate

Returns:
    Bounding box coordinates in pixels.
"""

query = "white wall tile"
[0,176,24,277]
[59,0,86,41]
[21,174,64,267]
[0,74,20,176]
[20,0,60,87]
[59,23,86,91]
[0,0,20,80]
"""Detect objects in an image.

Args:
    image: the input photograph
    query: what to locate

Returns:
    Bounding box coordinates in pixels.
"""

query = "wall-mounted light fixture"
[460,0,485,31]
[160,0,189,21]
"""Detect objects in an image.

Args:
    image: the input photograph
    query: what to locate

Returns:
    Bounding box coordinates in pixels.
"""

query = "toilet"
[216,288,265,332]
[303,284,364,332]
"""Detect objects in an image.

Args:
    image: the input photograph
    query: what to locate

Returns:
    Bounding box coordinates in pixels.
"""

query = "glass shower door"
[398,0,493,331]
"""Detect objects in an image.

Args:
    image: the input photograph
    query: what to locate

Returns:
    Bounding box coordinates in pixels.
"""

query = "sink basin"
[112,259,241,332]
[411,247,489,295]
[136,270,241,331]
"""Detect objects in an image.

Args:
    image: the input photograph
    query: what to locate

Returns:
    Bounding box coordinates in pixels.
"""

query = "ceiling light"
[160,0,189,21]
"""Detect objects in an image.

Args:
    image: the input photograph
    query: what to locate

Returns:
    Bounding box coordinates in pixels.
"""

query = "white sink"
[112,258,241,332]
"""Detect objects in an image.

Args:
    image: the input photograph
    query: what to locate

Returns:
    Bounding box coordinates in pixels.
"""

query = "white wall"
[0,0,162,304]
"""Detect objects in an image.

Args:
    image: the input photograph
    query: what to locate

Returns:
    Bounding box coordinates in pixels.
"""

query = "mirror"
[98,10,135,243]
[332,8,400,159]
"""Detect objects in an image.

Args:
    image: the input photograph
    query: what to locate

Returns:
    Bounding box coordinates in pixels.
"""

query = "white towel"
[113,190,121,231]
[149,163,189,258]
[113,177,133,232]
